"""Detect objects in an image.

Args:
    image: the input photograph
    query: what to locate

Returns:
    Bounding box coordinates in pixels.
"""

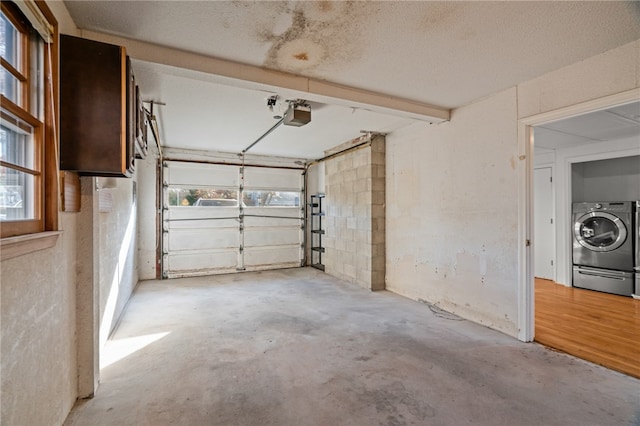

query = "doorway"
[522,91,640,377]
[518,89,640,342]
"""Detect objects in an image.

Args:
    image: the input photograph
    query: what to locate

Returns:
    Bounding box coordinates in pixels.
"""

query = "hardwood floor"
[535,278,639,379]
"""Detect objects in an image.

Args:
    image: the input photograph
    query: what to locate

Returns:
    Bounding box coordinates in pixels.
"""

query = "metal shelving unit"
[310,194,325,271]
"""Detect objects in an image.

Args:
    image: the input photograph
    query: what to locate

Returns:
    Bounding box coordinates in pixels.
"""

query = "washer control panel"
[576,202,631,213]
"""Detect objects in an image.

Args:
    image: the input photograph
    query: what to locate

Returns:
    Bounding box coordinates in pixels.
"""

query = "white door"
[162,161,304,278]
[534,167,555,280]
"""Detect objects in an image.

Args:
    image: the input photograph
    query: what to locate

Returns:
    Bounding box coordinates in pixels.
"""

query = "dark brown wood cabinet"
[60,35,145,177]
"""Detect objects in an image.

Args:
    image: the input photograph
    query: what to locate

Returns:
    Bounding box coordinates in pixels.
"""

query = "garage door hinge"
[526,239,531,247]
[239,245,244,253]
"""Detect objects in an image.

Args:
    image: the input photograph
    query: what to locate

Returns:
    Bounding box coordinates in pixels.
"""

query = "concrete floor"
[65,268,640,426]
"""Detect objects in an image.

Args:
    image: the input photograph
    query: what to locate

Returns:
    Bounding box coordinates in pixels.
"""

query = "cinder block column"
[323,135,385,291]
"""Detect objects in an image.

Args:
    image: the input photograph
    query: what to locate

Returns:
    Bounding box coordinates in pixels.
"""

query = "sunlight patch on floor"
[100,332,171,370]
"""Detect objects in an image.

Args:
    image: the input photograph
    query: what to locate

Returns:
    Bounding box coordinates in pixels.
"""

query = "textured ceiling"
[63,1,640,159]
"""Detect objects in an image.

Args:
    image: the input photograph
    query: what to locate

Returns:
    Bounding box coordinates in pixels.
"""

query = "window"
[168,187,239,207]
[166,187,301,208]
[1,1,57,239]
[243,190,300,207]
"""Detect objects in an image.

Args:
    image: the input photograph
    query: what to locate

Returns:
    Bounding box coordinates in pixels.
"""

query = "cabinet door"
[60,35,133,177]
[125,56,136,173]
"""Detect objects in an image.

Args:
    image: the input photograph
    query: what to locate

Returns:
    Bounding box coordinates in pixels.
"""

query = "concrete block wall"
[324,136,385,291]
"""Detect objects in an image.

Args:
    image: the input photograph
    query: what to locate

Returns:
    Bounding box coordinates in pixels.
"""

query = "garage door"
[162,161,304,278]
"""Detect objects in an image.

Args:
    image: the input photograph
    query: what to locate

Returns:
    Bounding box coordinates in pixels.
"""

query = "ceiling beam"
[78,30,450,123]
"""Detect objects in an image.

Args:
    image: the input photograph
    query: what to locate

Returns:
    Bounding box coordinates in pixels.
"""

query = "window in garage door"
[162,161,304,278]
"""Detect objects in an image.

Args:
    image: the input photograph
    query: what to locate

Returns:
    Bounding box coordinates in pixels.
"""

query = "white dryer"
[572,201,634,296]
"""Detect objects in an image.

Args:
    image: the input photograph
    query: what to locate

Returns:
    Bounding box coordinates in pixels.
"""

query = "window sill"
[1,231,62,261]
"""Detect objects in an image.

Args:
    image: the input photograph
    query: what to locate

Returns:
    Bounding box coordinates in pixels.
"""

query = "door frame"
[517,88,640,342]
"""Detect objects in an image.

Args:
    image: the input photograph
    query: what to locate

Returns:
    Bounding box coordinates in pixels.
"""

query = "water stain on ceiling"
[260,2,379,75]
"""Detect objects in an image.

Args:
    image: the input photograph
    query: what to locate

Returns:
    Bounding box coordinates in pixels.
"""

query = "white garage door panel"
[168,218,239,229]
[244,246,301,269]
[243,208,301,220]
[163,160,304,278]
[244,167,301,189]
[169,228,238,251]
[167,213,240,228]
[168,207,239,221]
[167,163,239,187]
[244,227,301,246]
[167,250,238,275]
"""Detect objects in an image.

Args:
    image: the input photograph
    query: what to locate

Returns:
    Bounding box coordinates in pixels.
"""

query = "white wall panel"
[165,161,239,187]
[167,250,238,275]
[243,166,302,189]
[244,246,302,269]
[243,208,301,220]
[168,207,239,221]
[169,228,238,250]
[244,227,301,246]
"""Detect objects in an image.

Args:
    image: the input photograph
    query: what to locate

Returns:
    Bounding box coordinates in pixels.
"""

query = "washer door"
[574,212,627,252]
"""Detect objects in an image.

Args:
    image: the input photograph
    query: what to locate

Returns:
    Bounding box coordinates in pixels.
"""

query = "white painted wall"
[387,39,640,338]
[2,172,143,426]
[517,40,640,119]
[306,161,325,196]
[386,88,520,336]
[137,143,160,281]
[1,214,79,425]
[572,155,640,202]
[97,176,139,348]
